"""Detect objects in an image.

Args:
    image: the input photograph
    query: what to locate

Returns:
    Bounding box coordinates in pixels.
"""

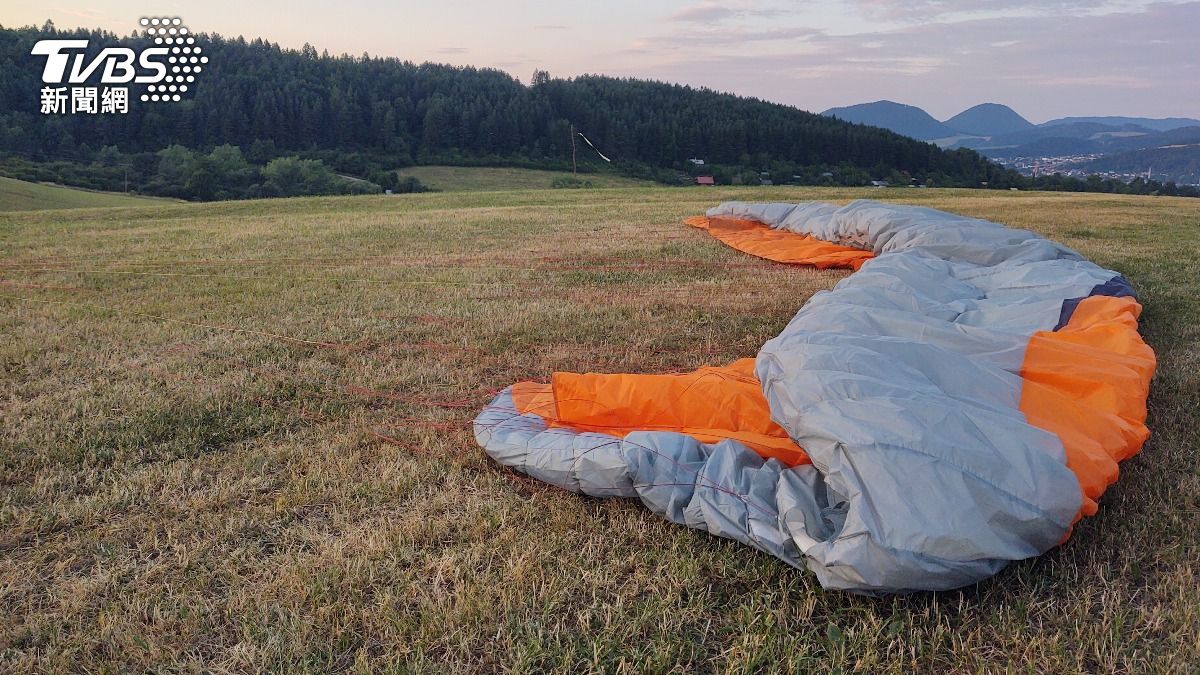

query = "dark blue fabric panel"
[1054,275,1136,330]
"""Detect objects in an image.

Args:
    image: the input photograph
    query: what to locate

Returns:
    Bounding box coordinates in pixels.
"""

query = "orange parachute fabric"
[684,215,875,269]
[1019,295,1155,517]
[510,214,1155,531]
[512,359,809,466]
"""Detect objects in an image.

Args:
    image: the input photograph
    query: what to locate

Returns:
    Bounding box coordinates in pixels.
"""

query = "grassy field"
[1,187,1197,672]
[0,176,169,212]
[396,165,654,191]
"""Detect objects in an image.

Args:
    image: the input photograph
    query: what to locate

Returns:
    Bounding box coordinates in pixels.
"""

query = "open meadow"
[0,177,172,213]
[1,186,1198,672]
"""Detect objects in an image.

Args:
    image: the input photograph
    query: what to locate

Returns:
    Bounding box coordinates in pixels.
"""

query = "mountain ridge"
[821,100,1198,142]
[819,100,1200,182]
[943,103,1034,137]
[1042,116,1200,132]
[821,101,959,141]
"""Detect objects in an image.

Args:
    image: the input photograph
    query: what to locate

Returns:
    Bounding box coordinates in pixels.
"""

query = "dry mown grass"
[1,187,1197,672]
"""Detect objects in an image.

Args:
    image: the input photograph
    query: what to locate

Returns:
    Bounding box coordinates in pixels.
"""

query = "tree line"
[0,22,1193,199]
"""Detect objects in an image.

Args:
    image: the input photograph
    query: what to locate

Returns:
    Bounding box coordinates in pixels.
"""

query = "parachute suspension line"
[577,131,612,163]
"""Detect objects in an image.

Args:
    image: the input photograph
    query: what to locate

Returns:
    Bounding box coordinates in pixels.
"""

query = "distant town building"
[870,180,889,188]
[688,158,706,166]
[695,175,715,186]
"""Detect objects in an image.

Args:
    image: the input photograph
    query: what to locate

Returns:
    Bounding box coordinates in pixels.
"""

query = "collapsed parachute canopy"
[474,200,1154,594]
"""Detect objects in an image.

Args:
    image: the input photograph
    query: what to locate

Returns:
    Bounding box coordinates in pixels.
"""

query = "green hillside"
[0,24,1018,198]
[1081,145,1200,185]
[0,176,167,212]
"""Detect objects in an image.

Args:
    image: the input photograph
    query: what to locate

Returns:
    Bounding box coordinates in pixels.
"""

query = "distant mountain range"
[821,101,959,143]
[1041,116,1200,132]
[944,103,1034,137]
[821,101,1200,184]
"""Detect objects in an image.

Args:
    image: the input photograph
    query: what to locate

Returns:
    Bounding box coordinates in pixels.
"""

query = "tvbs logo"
[33,17,206,114]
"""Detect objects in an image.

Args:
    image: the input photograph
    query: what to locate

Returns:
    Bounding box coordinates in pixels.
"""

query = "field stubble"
[1,187,1197,672]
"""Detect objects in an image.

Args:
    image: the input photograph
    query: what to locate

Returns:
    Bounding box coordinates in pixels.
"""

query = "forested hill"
[0,23,1016,189]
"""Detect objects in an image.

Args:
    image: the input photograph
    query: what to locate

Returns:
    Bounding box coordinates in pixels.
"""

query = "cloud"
[666,1,791,23]
[849,0,1144,20]
[51,6,109,20]
[436,47,470,54]
[1021,74,1158,88]
[617,1,1200,119]
[667,3,739,22]
[632,25,822,50]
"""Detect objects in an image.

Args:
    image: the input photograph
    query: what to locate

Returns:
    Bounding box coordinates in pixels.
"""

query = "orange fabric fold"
[1019,295,1156,517]
[685,215,874,270]
[512,358,809,466]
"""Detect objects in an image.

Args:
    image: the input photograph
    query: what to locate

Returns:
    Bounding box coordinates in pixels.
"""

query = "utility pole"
[124,166,129,193]
[570,123,577,177]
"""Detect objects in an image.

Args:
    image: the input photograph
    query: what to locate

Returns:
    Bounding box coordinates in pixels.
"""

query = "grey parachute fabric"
[474,200,1153,594]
